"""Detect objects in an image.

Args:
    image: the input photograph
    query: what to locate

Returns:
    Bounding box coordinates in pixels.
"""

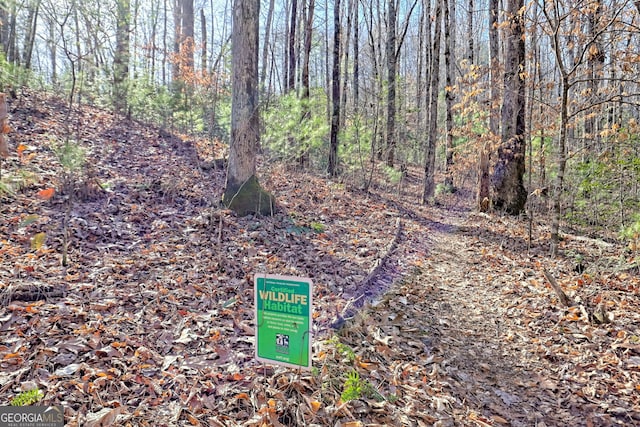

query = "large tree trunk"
[223,0,274,216]
[478,0,500,208]
[328,0,341,176]
[352,0,359,107]
[488,0,500,136]
[287,0,298,92]
[385,0,397,167]
[298,0,315,168]
[422,0,442,203]
[113,0,131,116]
[23,0,41,70]
[443,0,454,181]
[491,0,527,215]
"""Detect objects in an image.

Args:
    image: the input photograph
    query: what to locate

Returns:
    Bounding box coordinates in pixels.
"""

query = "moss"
[223,175,275,216]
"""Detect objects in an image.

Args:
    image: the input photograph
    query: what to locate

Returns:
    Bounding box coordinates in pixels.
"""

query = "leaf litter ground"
[1,91,639,426]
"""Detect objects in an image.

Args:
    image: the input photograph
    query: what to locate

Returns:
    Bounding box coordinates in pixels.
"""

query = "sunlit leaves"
[30,232,46,250]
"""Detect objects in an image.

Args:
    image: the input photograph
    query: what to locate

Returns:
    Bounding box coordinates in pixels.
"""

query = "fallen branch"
[542,269,572,307]
[331,218,403,329]
[1,285,67,304]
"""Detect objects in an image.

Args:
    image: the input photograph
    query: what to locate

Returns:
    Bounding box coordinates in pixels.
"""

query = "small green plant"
[341,370,364,402]
[10,389,44,406]
[435,181,455,196]
[54,139,86,176]
[620,214,640,259]
[52,138,87,266]
[383,165,403,185]
[0,179,14,197]
[310,221,325,233]
[327,336,356,363]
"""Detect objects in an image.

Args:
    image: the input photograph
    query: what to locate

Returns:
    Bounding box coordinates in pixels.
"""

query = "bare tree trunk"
[385,0,397,167]
[182,0,194,73]
[491,0,527,214]
[488,0,500,136]
[200,8,207,73]
[6,1,17,64]
[340,0,353,125]
[162,0,168,86]
[299,0,315,168]
[422,0,431,152]
[172,0,182,82]
[260,0,275,91]
[353,0,359,107]
[288,0,298,92]
[223,0,274,216]
[467,0,474,64]
[0,6,9,58]
[23,0,41,70]
[444,0,454,182]
[422,0,442,203]
[114,0,131,116]
[328,0,341,176]
[478,0,500,207]
[48,15,57,84]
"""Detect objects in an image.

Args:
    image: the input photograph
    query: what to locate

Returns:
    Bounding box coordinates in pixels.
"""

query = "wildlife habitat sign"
[254,274,312,370]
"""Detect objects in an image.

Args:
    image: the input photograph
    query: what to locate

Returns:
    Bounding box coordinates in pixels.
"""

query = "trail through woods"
[1,92,639,426]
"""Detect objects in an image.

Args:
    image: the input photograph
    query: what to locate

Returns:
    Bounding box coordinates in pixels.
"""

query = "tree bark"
[421,0,442,203]
[223,0,274,216]
[299,0,315,168]
[488,0,500,136]
[260,0,275,91]
[328,0,341,176]
[444,0,454,179]
[113,0,131,116]
[23,0,41,70]
[491,0,527,215]
[288,0,298,92]
[422,0,442,203]
[200,8,207,73]
[385,0,397,167]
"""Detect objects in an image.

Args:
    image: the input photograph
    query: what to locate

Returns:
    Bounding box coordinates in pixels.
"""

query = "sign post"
[255,274,312,370]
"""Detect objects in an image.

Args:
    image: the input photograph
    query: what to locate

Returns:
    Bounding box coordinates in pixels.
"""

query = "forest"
[0,0,639,426]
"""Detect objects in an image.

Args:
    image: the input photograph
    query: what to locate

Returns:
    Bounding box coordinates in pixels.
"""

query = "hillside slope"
[1,91,638,426]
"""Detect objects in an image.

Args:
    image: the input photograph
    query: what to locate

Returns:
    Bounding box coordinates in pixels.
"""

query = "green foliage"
[341,370,364,402]
[339,114,373,175]
[435,181,455,196]
[0,52,37,92]
[0,170,39,197]
[10,389,44,406]
[54,139,86,172]
[567,123,640,229]
[0,179,14,197]
[310,221,325,233]
[128,79,175,126]
[340,369,383,403]
[383,165,403,185]
[262,91,328,167]
[620,213,640,243]
[327,335,356,363]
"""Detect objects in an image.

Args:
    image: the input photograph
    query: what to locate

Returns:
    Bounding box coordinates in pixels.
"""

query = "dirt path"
[2,92,638,425]
[339,201,639,426]
[412,209,560,426]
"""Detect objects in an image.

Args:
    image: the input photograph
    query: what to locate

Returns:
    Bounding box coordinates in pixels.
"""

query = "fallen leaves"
[0,90,639,426]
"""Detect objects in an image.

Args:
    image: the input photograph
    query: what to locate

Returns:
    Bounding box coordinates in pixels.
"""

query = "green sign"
[255,274,313,369]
